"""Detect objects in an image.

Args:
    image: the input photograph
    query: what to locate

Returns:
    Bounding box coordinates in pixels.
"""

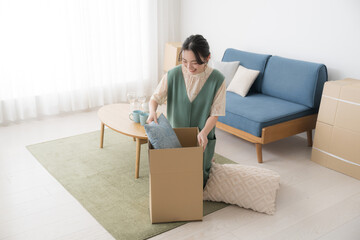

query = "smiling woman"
[147,34,227,188]
[0,0,178,125]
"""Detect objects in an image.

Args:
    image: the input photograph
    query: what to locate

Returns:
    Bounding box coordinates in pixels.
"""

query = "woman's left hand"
[197,131,208,152]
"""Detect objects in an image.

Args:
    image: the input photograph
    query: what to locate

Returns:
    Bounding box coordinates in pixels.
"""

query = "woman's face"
[182,50,208,75]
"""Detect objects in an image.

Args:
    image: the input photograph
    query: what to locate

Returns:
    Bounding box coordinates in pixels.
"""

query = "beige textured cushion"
[203,162,280,215]
[227,65,260,97]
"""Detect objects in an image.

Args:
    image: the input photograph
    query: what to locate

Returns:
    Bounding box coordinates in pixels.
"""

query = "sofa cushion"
[262,56,328,109]
[203,161,280,215]
[222,49,271,93]
[218,92,316,137]
[227,65,260,97]
[212,61,240,87]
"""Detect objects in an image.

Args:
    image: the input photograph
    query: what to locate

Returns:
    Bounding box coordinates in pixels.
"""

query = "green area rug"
[27,129,232,240]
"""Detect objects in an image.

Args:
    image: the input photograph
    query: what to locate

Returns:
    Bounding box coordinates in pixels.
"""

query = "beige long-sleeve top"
[150,65,226,116]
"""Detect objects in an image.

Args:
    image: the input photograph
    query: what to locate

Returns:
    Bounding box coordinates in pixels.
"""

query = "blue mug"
[129,110,142,123]
[140,112,149,126]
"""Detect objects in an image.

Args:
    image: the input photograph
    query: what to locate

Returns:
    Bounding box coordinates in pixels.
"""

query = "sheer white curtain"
[0,0,179,125]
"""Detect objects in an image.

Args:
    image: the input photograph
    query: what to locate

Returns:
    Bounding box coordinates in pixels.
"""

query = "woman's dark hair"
[179,34,210,64]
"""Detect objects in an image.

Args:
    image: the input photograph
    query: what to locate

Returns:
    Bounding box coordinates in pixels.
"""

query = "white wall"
[180,0,360,81]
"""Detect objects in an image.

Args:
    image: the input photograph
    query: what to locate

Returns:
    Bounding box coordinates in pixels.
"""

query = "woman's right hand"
[146,112,158,124]
[147,99,159,124]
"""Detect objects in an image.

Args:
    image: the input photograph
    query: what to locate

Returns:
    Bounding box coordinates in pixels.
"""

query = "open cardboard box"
[148,127,203,223]
[311,78,360,180]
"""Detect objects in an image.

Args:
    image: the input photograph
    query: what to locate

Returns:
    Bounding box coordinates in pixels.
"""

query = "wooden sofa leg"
[255,143,263,163]
[307,130,313,147]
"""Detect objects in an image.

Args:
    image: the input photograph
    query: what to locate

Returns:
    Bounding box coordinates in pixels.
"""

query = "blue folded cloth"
[144,114,182,149]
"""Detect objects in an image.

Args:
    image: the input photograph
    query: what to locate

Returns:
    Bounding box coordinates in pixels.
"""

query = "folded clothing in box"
[144,113,182,149]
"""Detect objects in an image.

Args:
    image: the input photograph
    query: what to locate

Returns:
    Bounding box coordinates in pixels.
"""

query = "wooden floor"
[0,109,359,240]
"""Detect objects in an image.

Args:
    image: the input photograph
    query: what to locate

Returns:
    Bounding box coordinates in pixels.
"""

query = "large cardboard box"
[163,42,182,72]
[148,127,203,223]
[311,78,360,180]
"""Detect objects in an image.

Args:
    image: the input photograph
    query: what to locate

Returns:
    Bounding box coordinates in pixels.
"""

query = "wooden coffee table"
[98,103,148,179]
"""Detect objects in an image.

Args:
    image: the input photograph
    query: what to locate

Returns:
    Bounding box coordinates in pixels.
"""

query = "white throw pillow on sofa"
[203,162,280,215]
[212,61,240,87]
[227,65,260,97]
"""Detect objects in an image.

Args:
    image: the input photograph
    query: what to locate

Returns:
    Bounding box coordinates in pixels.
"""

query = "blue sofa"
[217,48,328,163]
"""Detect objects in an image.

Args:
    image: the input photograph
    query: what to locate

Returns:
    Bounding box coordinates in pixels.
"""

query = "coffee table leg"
[100,123,105,148]
[135,138,148,179]
[135,138,141,179]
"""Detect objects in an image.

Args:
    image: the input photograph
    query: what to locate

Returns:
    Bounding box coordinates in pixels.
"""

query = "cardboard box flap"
[174,127,200,148]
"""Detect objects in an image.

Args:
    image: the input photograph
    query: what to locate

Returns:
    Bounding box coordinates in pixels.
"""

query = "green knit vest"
[167,65,224,186]
[167,65,224,136]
